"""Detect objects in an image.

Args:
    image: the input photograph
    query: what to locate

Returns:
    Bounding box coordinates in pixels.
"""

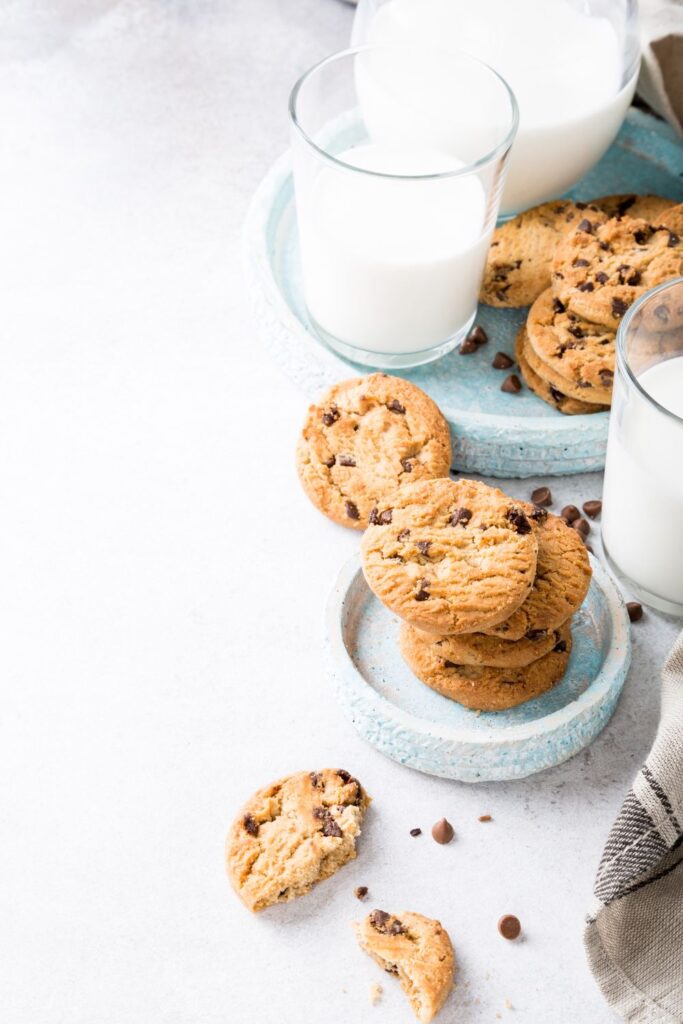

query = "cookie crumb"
[505,998,514,1010]
[409,827,422,837]
[479,814,493,822]
[369,983,383,1006]
[355,886,368,901]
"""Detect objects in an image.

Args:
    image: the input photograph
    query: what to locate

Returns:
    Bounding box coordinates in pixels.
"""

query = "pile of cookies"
[480,194,683,414]
[360,477,591,712]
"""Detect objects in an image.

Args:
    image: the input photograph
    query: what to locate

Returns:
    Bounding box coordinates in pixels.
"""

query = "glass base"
[308,311,475,370]
[602,538,683,618]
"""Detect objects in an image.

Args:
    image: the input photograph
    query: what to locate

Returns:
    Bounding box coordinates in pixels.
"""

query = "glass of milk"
[353,0,640,215]
[602,279,683,616]
[289,45,518,367]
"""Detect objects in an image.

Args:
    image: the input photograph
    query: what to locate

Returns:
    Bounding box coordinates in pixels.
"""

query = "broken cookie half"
[226,768,370,912]
[355,909,455,1023]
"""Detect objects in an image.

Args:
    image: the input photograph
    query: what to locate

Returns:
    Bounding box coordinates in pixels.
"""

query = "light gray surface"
[0,3,679,1023]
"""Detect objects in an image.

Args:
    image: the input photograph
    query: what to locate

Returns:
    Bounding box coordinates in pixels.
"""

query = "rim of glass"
[616,277,683,426]
[288,44,519,181]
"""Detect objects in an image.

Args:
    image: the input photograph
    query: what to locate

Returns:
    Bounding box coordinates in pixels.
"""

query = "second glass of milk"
[289,45,518,367]
[602,279,683,617]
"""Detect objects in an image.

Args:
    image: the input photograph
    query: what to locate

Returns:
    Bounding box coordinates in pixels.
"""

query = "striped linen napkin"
[585,632,683,1022]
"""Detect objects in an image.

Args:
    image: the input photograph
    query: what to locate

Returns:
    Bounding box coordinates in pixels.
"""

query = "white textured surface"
[0,3,680,1023]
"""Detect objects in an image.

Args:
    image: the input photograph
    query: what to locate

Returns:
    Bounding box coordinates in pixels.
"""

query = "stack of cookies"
[480,194,683,414]
[360,478,592,712]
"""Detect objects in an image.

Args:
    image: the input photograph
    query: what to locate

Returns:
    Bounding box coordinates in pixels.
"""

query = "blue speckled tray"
[245,109,683,477]
[326,554,631,782]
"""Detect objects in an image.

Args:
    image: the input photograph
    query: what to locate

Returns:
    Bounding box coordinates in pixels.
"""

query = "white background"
[0,2,679,1022]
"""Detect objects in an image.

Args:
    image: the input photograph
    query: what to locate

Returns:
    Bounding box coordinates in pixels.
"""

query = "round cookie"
[524,288,615,404]
[480,200,606,308]
[400,622,572,711]
[401,620,564,669]
[296,374,451,531]
[551,215,683,331]
[226,768,370,912]
[360,478,540,636]
[483,510,591,641]
[354,910,455,1024]
[515,327,608,415]
[591,193,676,223]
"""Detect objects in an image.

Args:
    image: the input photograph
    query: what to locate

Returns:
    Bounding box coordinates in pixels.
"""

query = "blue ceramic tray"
[326,554,631,782]
[244,109,683,477]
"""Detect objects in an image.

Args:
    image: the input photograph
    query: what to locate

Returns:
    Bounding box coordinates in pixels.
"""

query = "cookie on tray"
[296,374,451,531]
[551,215,683,331]
[360,478,540,636]
[400,622,572,711]
[515,327,609,415]
[591,193,675,223]
[354,909,455,1023]
[226,769,370,912]
[406,620,565,669]
[483,509,591,641]
[480,200,606,308]
[524,288,616,405]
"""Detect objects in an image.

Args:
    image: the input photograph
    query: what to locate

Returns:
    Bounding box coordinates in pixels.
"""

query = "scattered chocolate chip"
[598,240,611,252]
[553,639,568,653]
[415,579,430,602]
[507,507,532,535]
[369,910,390,932]
[468,325,488,346]
[345,500,360,521]
[431,818,454,845]
[612,297,628,318]
[460,337,479,355]
[530,506,548,523]
[595,271,609,284]
[572,517,591,539]
[578,218,594,233]
[627,601,643,622]
[552,297,566,314]
[492,351,514,369]
[578,281,594,292]
[561,504,580,524]
[322,406,340,427]
[531,486,552,507]
[417,540,431,556]
[387,399,406,414]
[338,454,356,467]
[582,500,602,519]
[243,815,259,837]
[324,455,336,468]
[498,915,522,940]
[526,629,547,641]
[400,458,413,473]
[355,886,368,901]
[409,827,422,837]
[479,814,493,823]
[501,373,522,394]
[397,528,411,542]
[450,507,472,527]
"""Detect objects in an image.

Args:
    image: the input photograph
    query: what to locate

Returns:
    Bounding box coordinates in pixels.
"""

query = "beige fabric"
[585,632,683,1022]
[638,0,683,134]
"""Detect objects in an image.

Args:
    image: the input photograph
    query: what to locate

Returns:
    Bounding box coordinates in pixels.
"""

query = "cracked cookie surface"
[226,769,370,912]
[400,622,572,711]
[360,478,539,636]
[480,200,606,308]
[402,619,563,669]
[483,510,591,640]
[354,910,455,1023]
[551,215,683,330]
[524,289,615,404]
[296,374,451,530]
[515,327,608,415]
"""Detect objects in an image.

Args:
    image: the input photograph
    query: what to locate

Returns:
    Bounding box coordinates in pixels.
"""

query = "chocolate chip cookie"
[360,478,540,636]
[226,769,370,912]
[480,200,606,308]
[400,622,572,711]
[296,375,452,530]
[354,910,455,1023]
[551,215,683,330]
[524,288,615,404]
[515,327,609,415]
[483,510,591,641]
[401,619,564,669]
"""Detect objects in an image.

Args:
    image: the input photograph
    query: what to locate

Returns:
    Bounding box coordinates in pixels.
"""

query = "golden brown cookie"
[591,193,676,223]
[483,510,591,641]
[515,327,608,415]
[354,910,455,1023]
[226,769,370,912]
[360,478,540,636]
[405,620,565,669]
[296,374,451,531]
[400,622,572,711]
[480,200,606,308]
[551,216,683,331]
[524,288,615,404]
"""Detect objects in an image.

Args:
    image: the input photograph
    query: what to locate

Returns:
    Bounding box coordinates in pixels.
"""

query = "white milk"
[602,356,683,608]
[361,0,635,212]
[295,144,488,354]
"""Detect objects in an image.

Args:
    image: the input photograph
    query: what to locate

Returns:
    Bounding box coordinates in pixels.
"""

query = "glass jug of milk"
[602,279,683,616]
[353,0,640,215]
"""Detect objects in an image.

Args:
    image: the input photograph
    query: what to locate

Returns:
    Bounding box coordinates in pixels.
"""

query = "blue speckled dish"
[245,110,683,477]
[325,554,631,782]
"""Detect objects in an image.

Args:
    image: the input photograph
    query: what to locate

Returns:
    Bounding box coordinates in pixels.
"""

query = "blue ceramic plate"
[245,110,683,477]
[325,554,631,782]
